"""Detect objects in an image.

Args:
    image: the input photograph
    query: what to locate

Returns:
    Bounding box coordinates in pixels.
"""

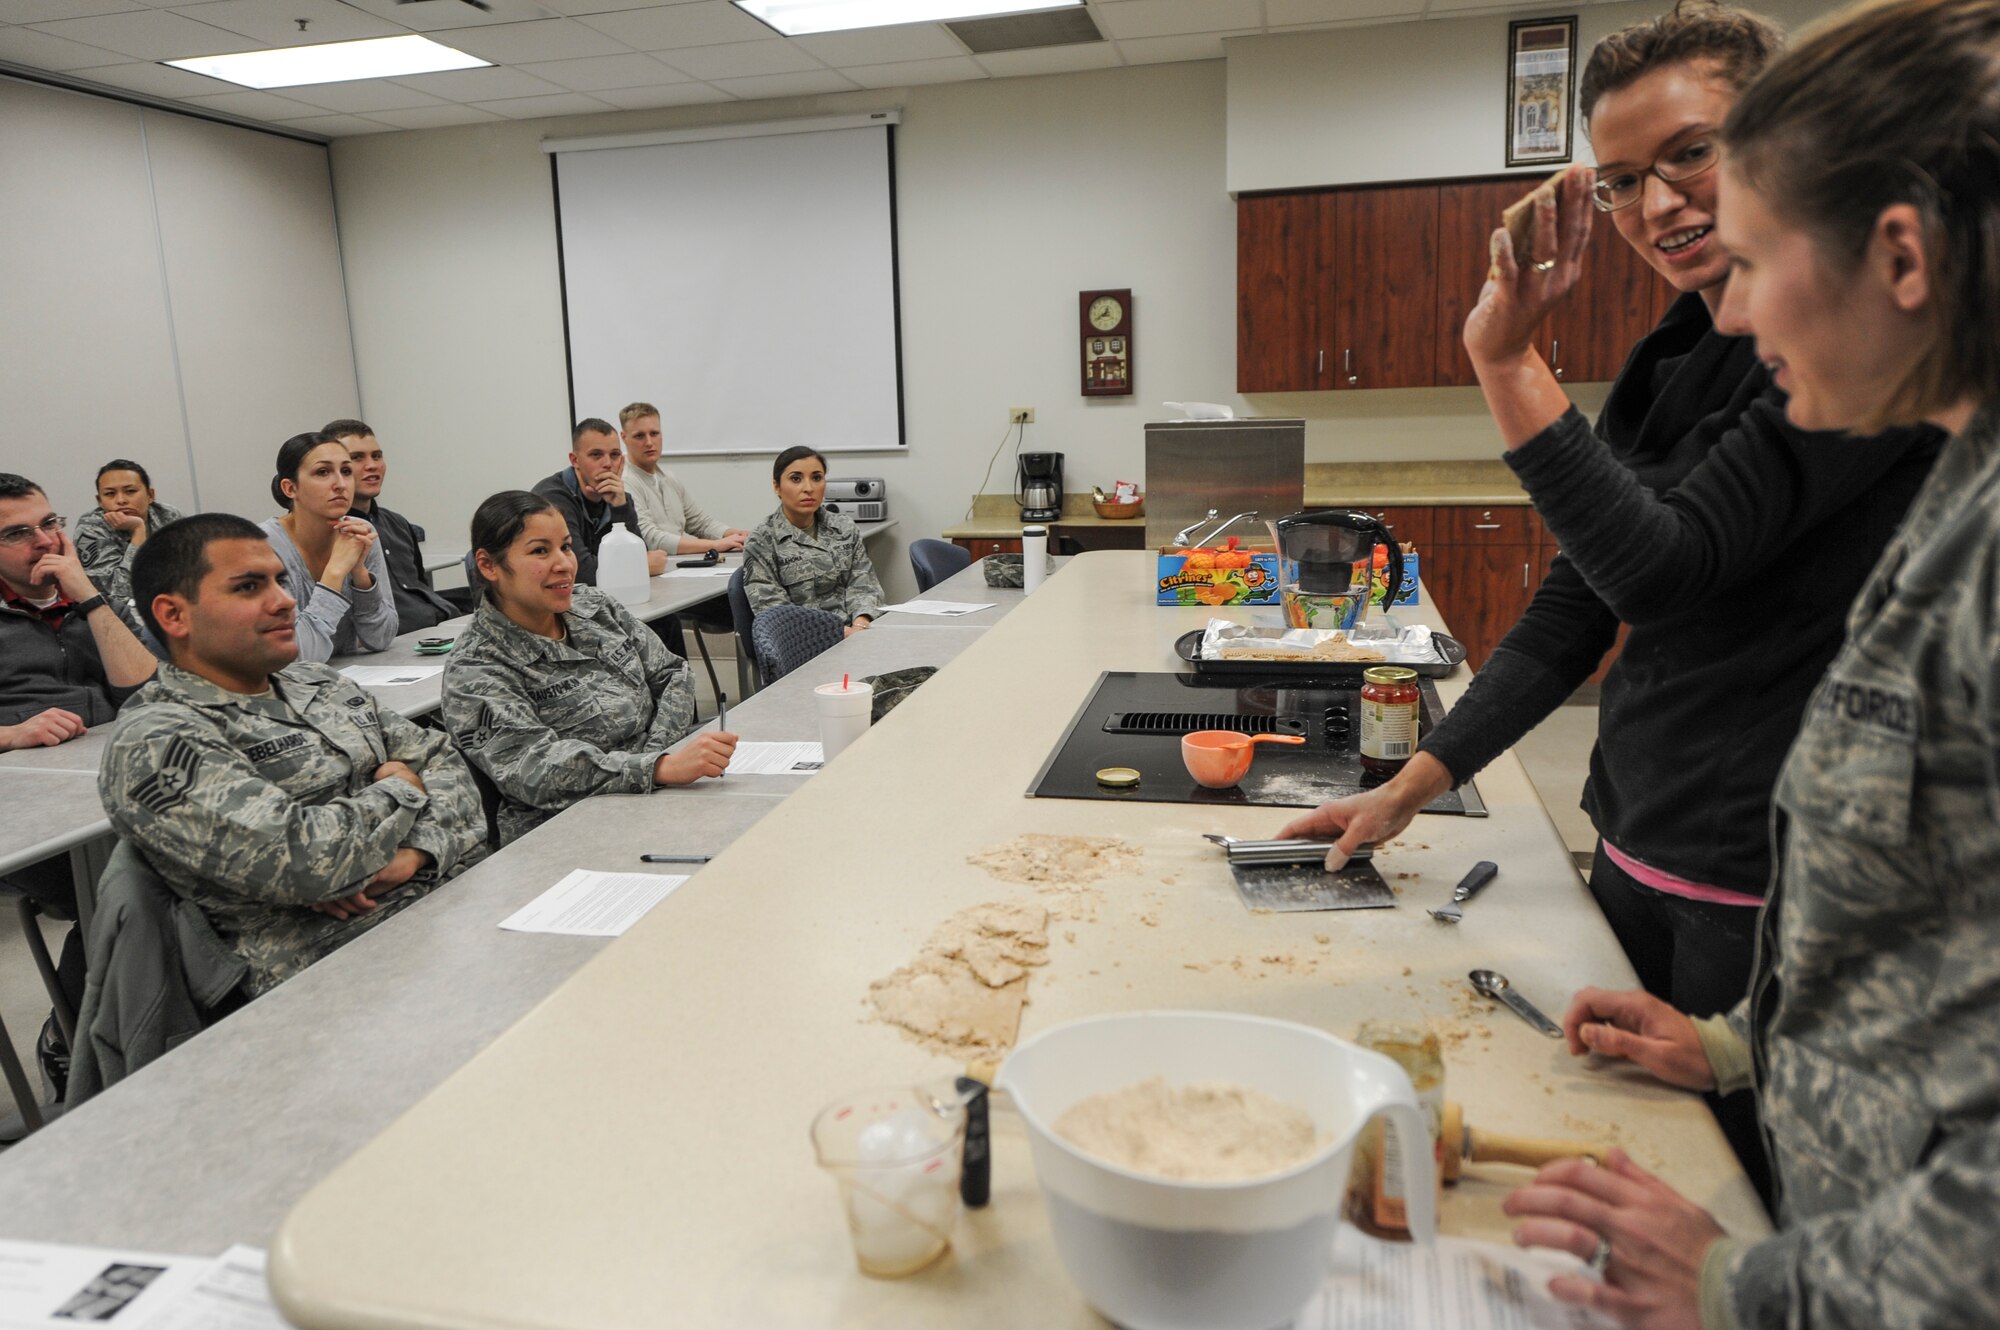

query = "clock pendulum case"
[1079,288,1132,397]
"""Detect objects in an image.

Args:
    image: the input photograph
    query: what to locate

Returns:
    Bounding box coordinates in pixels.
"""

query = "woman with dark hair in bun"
[259,431,396,659]
[742,446,886,637]
[441,490,735,846]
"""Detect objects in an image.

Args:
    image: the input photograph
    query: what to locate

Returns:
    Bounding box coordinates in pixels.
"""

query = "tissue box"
[1156,550,1281,606]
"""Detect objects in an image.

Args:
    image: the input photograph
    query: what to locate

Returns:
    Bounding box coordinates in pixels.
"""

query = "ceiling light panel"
[733,0,1084,38]
[165,34,491,89]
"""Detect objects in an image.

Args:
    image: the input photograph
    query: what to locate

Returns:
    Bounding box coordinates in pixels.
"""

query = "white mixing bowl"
[999,1010,1436,1330]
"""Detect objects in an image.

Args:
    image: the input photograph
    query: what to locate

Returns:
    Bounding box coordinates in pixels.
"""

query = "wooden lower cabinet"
[951,538,1021,561]
[1423,536,1540,670]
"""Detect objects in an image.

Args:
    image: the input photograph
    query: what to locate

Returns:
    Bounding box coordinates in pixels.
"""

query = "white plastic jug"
[999,1010,1436,1330]
[596,524,651,607]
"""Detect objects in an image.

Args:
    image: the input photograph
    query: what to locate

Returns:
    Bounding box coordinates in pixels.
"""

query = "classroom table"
[872,555,1062,629]
[267,551,1769,1330]
[0,729,119,940]
[0,588,1005,1250]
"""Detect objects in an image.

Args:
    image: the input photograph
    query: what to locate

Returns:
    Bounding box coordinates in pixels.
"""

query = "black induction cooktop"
[1027,671,1486,814]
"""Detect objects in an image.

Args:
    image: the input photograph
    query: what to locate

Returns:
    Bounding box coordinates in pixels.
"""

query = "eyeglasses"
[0,515,64,549]
[1592,136,1721,212]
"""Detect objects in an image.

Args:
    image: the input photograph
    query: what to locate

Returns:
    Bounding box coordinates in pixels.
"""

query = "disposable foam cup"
[815,681,874,761]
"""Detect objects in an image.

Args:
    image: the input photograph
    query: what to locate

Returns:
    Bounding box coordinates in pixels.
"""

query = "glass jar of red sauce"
[1359,666,1421,779]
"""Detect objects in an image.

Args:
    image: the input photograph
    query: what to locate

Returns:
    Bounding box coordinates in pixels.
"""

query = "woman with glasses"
[1283,0,1940,1194]
[1506,2,2000,1322]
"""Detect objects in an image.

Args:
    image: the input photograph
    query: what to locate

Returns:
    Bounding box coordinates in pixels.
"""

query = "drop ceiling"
[0,0,1567,138]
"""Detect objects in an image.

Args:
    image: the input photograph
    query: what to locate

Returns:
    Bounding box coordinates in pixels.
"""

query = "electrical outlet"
[1009,407,1035,425]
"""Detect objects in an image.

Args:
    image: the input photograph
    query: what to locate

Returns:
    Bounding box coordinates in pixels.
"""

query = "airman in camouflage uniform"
[98,661,489,996]
[73,500,184,626]
[1686,408,2000,1329]
[742,507,886,623]
[439,584,698,845]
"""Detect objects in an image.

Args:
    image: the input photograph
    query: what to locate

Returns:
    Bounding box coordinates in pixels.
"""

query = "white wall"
[0,76,357,525]
[335,59,1537,602]
[1228,0,1845,192]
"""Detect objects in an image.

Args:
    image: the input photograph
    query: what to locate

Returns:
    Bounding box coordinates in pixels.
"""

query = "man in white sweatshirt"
[617,403,749,557]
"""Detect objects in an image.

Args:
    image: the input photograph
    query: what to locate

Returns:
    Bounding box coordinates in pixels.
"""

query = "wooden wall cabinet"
[1245,174,1674,392]
[1237,186,1439,393]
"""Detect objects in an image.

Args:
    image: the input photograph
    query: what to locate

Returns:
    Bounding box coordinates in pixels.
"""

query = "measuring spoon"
[1468,970,1563,1039]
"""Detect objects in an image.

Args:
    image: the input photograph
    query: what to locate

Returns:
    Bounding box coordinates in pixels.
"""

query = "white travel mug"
[815,680,874,762]
[1022,526,1048,595]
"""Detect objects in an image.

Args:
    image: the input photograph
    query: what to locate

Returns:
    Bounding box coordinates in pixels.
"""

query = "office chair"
[909,539,971,593]
[750,605,846,684]
[727,567,759,697]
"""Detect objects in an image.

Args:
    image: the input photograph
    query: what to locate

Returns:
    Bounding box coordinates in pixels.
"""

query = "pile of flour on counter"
[1055,1078,1322,1181]
[868,901,1050,1056]
[968,834,1141,921]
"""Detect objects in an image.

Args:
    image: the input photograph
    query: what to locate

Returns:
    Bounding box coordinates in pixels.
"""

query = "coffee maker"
[1017,452,1064,522]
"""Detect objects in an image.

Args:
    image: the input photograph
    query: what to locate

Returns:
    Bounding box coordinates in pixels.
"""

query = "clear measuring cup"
[810,1081,969,1277]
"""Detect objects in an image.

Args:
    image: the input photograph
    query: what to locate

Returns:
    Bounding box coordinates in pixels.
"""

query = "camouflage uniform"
[439,586,697,846]
[72,501,184,625]
[98,661,488,996]
[1691,409,2000,1329]
[742,508,886,622]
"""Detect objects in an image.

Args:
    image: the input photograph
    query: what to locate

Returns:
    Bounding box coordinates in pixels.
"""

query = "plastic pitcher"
[596,524,652,607]
[998,1010,1436,1330]
[810,1082,967,1278]
[1267,511,1402,632]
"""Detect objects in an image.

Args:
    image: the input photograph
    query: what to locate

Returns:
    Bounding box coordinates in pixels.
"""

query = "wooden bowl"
[1092,496,1145,520]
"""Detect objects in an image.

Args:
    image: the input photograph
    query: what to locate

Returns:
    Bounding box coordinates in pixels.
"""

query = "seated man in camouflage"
[100,514,488,996]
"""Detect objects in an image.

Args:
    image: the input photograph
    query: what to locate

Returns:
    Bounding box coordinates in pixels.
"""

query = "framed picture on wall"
[1506,16,1576,166]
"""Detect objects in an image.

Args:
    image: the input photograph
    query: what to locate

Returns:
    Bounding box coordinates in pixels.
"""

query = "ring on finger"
[1532,258,1558,272]
[1588,1234,1612,1274]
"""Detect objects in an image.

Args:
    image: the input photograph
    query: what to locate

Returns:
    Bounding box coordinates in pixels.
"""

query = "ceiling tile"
[589,80,735,107]
[1092,0,1254,39]
[271,111,395,134]
[1269,0,1419,19]
[364,101,506,128]
[539,0,704,12]
[974,42,1122,77]
[439,17,628,62]
[165,0,405,45]
[469,89,615,116]
[0,0,143,21]
[72,58,234,96]
[791,22,961,66]
[515,51,689,89]
[660,36,818,79]
[836,55,985,88]
[388,64,565,99]
[709,68,854,98]
[179,87,331,119]
[334,0,559,31]
[575,0,770,50]
[26,8,248,59]
[278,79,449,112]
[1116,28,1251,62]
[0,23,130,70]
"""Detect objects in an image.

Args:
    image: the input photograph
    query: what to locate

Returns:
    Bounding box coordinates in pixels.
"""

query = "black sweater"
[1421,294,1942,895]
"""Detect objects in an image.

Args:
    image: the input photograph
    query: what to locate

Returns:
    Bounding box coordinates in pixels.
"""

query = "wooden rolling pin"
[1441,1101,1608,1183]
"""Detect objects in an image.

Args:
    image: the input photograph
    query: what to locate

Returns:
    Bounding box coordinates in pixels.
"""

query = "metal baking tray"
[1174,627,1466,680]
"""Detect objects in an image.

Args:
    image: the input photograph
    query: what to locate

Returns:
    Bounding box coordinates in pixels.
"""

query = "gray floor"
[1513,696,1601,870]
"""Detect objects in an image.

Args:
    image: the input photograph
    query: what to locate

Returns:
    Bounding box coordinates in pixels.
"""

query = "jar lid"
[1362,666,1419,685]
[1095,766,1142,789]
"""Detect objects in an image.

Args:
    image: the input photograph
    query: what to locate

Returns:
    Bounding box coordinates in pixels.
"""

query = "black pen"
[639,854,712,864]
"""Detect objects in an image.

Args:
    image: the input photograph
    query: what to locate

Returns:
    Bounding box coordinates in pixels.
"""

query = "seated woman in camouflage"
[742,446,886,638]
[1508,4,2000,1326]
[72,458,184,625]
[440,491,737,846]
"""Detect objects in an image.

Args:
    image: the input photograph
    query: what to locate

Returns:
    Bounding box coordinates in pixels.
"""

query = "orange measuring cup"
[1180,729,1307,788]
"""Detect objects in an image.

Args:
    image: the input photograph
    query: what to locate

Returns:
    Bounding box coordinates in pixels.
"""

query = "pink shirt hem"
[1600,840,1764,908]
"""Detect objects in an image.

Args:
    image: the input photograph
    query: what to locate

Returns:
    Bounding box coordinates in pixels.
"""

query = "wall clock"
[1080,288,1132,397]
